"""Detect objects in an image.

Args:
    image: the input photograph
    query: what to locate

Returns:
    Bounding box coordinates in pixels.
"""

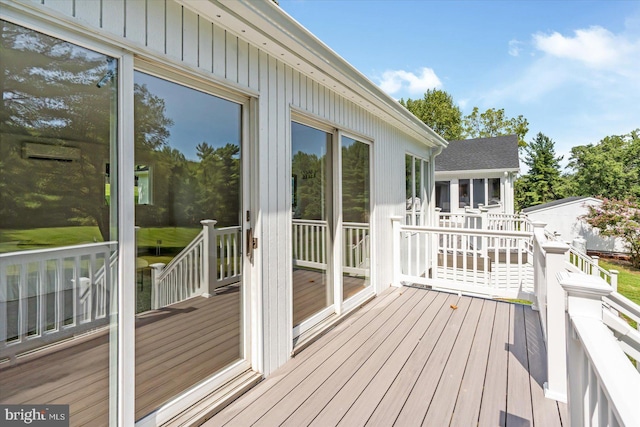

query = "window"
[489,178,501,205]
[459,179,470,208]
[435,181,450,212]
[406,154,426,225]
[473,178,485,208]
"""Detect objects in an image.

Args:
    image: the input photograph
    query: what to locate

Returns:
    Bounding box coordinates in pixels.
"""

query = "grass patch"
[599,259,640,306]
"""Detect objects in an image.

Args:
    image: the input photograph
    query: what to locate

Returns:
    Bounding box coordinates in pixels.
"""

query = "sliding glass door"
[291,122,333,329]
[341,136,371,300]
[133,71,245,421]
[291,123,372,337]
[0,20,119,425]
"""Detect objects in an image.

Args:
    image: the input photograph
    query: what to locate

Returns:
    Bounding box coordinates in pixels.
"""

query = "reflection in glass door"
[291,122,333,328]
[341,136,371,300]
[133,72,243,420]
[0,20,119,426]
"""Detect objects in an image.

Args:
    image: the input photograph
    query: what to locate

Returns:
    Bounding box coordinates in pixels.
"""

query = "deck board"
[221,287,420,426]
[208,287,565,427]
[507,304,535,425]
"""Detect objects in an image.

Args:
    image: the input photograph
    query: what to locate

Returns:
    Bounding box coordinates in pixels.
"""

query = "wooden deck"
[207,286,567,426]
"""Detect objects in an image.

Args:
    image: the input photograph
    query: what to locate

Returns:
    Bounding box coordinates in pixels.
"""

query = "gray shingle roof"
[521,196,593,213]
[435,135,520,172]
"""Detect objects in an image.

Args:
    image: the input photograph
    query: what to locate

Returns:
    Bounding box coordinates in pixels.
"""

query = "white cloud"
[378,67,442,96]
[508,39,523,57]
[533,26,638,71]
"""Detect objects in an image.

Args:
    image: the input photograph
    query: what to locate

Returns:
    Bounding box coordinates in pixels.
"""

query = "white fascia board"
[435,168,519,179]
[525,197,602,215]
[180,0,447,149]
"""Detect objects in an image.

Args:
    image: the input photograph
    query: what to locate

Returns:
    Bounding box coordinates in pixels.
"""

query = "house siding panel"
[125,0,146,46]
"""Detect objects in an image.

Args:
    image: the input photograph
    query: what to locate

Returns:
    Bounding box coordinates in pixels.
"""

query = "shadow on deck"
[207,286,567,426]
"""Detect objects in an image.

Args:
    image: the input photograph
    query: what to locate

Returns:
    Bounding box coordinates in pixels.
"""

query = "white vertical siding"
[28,0,432,376]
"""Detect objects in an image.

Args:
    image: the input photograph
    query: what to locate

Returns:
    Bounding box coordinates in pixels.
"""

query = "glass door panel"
[291,122,333,328]
[0,20,119,426]
[341,136,371,300]
[133,72,243,420]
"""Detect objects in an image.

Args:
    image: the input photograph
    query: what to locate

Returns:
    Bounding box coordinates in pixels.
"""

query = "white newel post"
[591,256,599,276]
[557,273,613,427]
[391,216,402,287]
[531,221,547,312]
[149,263,166,310]
[542,239,571,403]
[610,269,619,292]
[479,206,488,231]
[200,220,218,297]
[434,207,441,227]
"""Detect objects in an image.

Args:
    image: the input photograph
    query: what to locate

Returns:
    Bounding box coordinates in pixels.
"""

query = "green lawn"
[599,259,640,306]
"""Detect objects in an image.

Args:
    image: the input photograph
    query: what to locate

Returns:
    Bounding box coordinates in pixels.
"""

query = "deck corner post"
[200,220,218,296]
[541,240,570,403]
[531,221,547,311]
[479,206,488,230]
[609,269,619,292]
[149,263,166,310]
[391,216,402,287]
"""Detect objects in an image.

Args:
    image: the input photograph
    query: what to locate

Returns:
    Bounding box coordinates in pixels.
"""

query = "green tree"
[462,107,529,147]
[515,132,563,210]
[582,198,640,268]
[568,130,640,200]
[400,89,463,141]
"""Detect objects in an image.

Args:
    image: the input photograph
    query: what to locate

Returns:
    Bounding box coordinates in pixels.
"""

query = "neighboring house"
[434,135,519,214]
[0,1,446,425]
[522,196,628,254]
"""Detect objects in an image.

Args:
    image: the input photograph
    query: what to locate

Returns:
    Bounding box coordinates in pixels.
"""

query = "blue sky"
[279,0,640,169]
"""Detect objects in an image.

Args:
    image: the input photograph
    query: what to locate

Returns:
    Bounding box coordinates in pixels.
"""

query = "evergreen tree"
[516,132,563,209]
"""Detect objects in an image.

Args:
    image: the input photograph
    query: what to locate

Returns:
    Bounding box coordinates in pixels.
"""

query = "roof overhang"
[435,168,520,176]
[179,0,447,149]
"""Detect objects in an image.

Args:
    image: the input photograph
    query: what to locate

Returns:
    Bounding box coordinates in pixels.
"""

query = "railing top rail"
[343,222,370,228]
[0,241,117,261]
[604,291,640,324]
[213,225,242,232]
[401,224,532,238]
[292,219,329,225]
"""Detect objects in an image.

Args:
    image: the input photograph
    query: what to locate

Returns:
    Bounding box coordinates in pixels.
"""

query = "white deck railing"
[558,273,640,426]
[393,219,533,299]
[150,220,241,309]
[0,242,116,362]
